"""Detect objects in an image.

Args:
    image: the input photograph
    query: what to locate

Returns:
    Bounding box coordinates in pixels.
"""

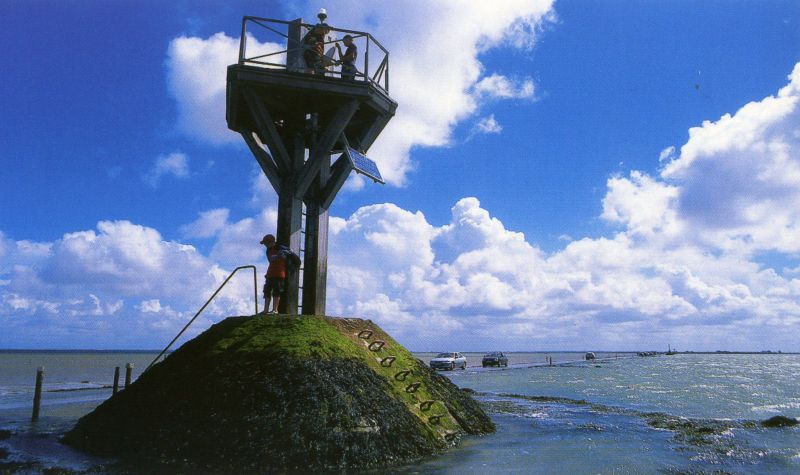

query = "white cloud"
[655,63,800,254]
[165,1,556,184]
[166,33,279,145]
[472,115,503,135]
[473,74,535,99]
[0,219,260,348]
[601,171,682,239]
[5,61,800,351]
[658,146,675,162]
[180,208,230,239]
[144,152,189,187]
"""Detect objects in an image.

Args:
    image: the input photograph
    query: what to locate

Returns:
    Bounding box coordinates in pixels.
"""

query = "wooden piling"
[125,363,133,388]
[32,366,44,421]
[113,366,120,394]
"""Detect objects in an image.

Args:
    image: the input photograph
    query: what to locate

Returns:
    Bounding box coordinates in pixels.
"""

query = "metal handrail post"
[253,266,259,316]
[236,17,389,93]
[144,265,259,373]
[239,17,247,64]
[364,36,369,85]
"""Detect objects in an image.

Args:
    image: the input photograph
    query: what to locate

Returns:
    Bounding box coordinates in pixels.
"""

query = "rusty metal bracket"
[394,369,411,381]
[405,382,421,393]
[357,330,373,339]
[368,340,385,352]
[380,356,396,367]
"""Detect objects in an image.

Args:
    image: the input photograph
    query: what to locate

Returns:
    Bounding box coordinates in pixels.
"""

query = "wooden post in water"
[125,363,133,388]
[113,366,120,394]
[31,367,44,421]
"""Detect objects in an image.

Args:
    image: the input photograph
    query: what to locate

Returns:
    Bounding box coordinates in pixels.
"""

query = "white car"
[430,352,467,371]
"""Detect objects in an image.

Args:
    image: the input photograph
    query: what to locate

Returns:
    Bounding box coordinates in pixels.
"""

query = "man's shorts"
[264,278,285,298]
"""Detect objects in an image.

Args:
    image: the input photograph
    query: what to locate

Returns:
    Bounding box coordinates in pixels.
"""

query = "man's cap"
[260,234,275,244]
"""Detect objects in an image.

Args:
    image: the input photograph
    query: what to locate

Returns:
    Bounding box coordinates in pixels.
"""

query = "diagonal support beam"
[355,114,392,152]
[320,133,355,209]
[241,131,282,194]
[294,100,359,199]
[321,154,353,210]
[243,88,290,174]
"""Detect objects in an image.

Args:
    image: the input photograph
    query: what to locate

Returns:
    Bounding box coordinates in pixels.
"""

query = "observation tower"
[226,12,397,315]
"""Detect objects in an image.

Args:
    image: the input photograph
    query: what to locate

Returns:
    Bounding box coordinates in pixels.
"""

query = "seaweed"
[63,315,493,472]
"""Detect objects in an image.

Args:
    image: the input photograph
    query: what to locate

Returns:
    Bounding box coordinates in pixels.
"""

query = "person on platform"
[336,34,357,80]
[302,23,330,75]
[261,233,286,314]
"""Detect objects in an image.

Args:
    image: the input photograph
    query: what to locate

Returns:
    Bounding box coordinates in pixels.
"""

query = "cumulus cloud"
[182,169,280,268]
[323,192,800,350]
[473,74,536,99]
[143,152,189,187]
[5,61,800,351]
[165,1,555,184]
[658,146,676,163]
[317,63,800,350]
[648,63,800,254]
[180,208,230,239]
[167,33,284,145]
[472,115,503,135]
[0,220,258,348]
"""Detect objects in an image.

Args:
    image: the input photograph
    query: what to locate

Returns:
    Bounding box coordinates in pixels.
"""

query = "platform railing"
[237,16,390,92]
[144,265,259,373]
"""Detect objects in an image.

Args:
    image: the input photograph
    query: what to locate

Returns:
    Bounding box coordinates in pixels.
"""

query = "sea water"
[400,353,800,474]
[1,352,798,473]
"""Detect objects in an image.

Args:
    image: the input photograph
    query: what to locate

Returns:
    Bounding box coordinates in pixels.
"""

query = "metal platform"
[226,65,396,152]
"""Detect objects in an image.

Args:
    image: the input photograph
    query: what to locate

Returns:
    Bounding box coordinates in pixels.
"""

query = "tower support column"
[302,152,330,316]
[277,129,305,315]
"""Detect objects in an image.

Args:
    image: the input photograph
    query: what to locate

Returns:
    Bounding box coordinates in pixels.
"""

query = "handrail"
[237,15,390,92]
[144,265,259,373]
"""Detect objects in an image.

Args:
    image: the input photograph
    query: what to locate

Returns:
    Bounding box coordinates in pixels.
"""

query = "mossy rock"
[761,415,798,428]
[63,315,493,472]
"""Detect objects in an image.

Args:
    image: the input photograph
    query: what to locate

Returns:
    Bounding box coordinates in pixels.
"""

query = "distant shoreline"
[0,349,161,353]
[0,349,796,355]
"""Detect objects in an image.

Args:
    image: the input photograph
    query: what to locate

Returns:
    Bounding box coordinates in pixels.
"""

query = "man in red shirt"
[260,234,286,314]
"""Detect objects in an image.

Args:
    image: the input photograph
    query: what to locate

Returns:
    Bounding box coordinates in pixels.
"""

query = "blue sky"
[1,1,799,351]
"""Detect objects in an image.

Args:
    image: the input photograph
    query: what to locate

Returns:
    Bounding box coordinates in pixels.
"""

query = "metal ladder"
[297,204,307,313]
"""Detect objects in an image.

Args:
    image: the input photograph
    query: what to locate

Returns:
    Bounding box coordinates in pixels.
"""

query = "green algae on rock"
[63,315,494,472]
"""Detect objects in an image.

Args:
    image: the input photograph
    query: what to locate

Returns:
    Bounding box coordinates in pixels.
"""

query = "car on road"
[430,352,467,371]
[482,352,509,367]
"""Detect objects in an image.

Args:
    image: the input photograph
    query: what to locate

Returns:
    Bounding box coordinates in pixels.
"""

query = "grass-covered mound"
[63,315,494,472]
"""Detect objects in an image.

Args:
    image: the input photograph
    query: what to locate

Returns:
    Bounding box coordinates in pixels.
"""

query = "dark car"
[482,352,508,367]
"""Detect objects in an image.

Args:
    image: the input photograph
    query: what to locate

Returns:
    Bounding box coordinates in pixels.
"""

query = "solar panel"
[346,147,384,184]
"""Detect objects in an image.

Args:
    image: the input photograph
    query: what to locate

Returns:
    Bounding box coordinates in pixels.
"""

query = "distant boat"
[585,352,596,360]
[666,344,677,355]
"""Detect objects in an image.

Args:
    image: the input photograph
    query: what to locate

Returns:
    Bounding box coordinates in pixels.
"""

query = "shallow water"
[1,352,798,473]
[400,353,800,474]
